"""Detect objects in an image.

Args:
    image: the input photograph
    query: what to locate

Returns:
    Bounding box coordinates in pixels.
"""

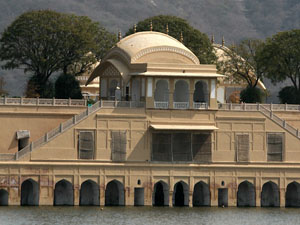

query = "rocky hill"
[0,0,299,97]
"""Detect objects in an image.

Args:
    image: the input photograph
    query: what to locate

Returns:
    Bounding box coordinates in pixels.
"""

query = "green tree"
[55,74,82,99]
[278,86,299,104]
[126,15,216,64]
[259,30,300,91]
[0,10,117,97]
[218,39,264,88]
[240,86,264,103]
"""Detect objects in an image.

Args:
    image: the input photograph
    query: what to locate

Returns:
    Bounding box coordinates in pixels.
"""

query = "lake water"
[0,206,299,225]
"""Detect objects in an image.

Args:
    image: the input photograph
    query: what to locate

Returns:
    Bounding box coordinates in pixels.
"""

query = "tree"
[55,74,82,99]
[0,10,117,97]
[278,86,299,104]
[240,86,264,103]
[126,15,216,64]
[218,39,264,88]
[259,30,300,92]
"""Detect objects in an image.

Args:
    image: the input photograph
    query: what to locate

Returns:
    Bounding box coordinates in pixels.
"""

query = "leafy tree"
[0,10,117,97]
[259,30,300,91]
[55,74,82,99]
[240,86,264,103]
[278,86,300,104]
[125,15,216,64]
[25,76,54,98]
[218,39,264,88]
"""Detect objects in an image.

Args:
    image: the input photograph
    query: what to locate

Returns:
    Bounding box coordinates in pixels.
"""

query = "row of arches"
[1,179,300,207]
[154,80,209,104]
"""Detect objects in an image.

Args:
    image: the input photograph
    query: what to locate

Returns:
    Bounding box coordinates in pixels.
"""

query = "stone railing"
[218,103,300,139]
[154,101,169,109]
[193,102,208,109]
[0,97,87,106]
[100,100,145,108]
[173,102,189,109]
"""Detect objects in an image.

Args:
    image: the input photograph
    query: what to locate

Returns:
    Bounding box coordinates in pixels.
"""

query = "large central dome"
[111,31,200,65]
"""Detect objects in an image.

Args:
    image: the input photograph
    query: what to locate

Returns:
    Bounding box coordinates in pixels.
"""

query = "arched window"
[132,79,141,101]
[154,80,169,108]
[286,181,300,207]
[21,178,39,206]
[261,181,279,207]
[173,181,189,206]
[54,179,73,206]
[105,180,125,206]
[193,81,208,109]
[237,181,255,207]
[80,180,100,206]
[193,181,210,207]
[153,181,169,206]
[173,80,189,109]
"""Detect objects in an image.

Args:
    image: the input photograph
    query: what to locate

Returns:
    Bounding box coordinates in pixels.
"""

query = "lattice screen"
[236,134,249,162]
[111,131,127,161]
[192,134,212,162]
[79,131,94,159]
[267,133,283,161]
[152,133,172,161]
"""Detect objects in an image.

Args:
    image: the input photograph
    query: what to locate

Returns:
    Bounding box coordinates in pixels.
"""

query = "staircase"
[218,103,300,139]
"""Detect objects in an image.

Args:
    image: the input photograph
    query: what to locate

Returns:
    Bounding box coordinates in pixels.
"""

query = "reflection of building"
[1,31,300,208]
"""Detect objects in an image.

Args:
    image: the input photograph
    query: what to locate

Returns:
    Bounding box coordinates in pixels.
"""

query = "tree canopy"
[259,29,300,90]
[218,39,264,88]
[55,74,82,99]
[0,10,116,97]
[126,15,216,64]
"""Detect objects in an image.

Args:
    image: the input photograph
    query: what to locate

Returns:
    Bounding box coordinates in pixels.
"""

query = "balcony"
[154,101,169,109]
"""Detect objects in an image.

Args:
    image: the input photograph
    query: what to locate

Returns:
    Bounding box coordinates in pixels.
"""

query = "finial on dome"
[166,24,169,35]
[211,34,214,44]
[118,30,122,41]
[150,20,153,31]
[180,32,183,43]
[134,24,137,33]
[222,36,225,46]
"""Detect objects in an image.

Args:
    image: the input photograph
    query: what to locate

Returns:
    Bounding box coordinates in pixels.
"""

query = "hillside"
[0,0,299,97]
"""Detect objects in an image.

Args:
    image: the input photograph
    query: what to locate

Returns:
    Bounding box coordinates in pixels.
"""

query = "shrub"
[240,86,264,103]
[278,86,300,104]
[55,74,82,99]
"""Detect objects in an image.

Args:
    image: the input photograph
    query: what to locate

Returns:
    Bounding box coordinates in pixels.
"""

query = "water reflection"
[0,206,300,225]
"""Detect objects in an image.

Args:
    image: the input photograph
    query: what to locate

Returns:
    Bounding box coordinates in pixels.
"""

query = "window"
[192,133,212,162]
[236,134,249,162]
[111,131,127,161]
[78,131,94,159]
[152,132,211,162]
[267,133,283,161]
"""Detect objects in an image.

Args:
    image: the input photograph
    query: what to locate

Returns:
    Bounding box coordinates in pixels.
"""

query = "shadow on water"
[1,206,300,225]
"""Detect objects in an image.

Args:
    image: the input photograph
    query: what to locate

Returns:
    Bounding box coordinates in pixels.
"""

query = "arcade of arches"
[1,179,300,207]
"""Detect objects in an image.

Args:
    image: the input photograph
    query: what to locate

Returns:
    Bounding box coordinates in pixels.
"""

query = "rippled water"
[0,206,300,225]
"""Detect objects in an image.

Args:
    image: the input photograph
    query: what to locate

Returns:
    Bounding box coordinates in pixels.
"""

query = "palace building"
[1,31,300,207]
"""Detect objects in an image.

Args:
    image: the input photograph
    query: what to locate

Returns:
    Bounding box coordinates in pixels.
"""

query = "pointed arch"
[193,181,210,207]
[286,181,300,207]
[80,180,100,206]
[153,181,169,206]
[193,80,209,103]
[105,180,125,206]
[173,80,189,104]
[261,181,279,207]
[237,181,255,207]
[54,179,73,206]
[21,178,39,206]
[173,181,189,206]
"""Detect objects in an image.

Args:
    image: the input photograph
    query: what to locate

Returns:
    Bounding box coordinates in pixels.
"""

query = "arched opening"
[21,178,39,206]
[132,78,141,101]
[193,81,208,103]
[54,179,73,206]
[173,80,189,109]
[80,180,100,206]
[105,180,125,206]
[193,181,210,207]
[261,181,279,207]
[173,181,189,207]
[154,80,169,108]
[109,79,120,100]
[286,181,300,207]
[0,189,8,206]
[237,181,255,207]
[153,181,169,206]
